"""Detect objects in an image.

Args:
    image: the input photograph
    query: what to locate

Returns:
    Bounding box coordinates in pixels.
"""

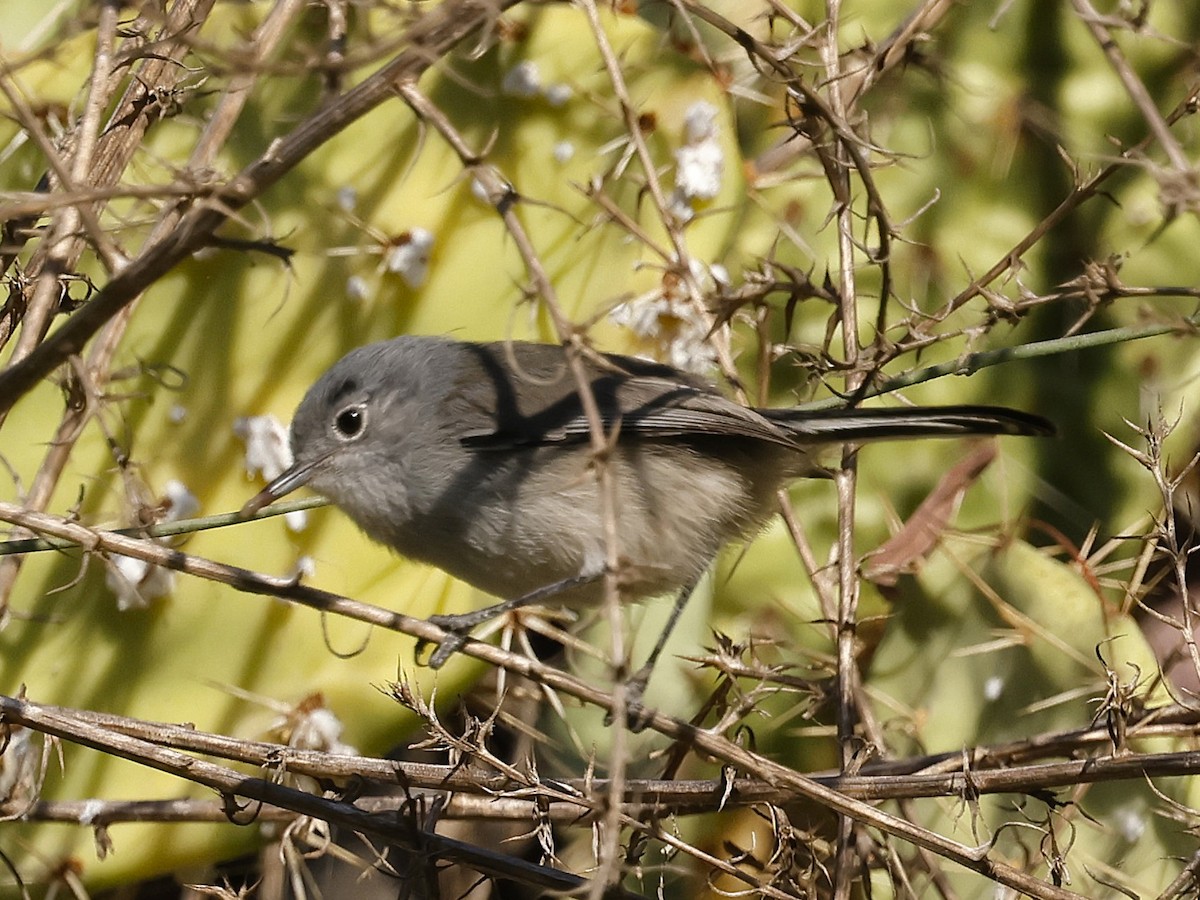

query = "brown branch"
[0,695,635,898]
[1157,848,1200,900]
[393,74,643,897]
[0,0,311,624]
[1070,0,1192,178]
[941,82,1200,316]
[7,700,1200,815]
[0,501,1094,898]
[0,0,519,415]
[0,0,217,353]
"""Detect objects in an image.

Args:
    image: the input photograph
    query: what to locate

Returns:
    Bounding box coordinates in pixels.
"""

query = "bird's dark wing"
[761,405,1055,442]
[444,341,798,450]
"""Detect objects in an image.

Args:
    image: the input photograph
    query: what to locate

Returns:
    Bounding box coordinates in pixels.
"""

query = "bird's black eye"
[333,404,367,440]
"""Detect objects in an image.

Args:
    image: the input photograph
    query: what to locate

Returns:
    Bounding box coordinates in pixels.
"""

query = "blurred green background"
[1,1,1198,896]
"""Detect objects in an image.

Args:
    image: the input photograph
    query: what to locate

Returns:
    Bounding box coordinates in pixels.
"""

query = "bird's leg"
[620,580,698,731]
[424,571,603,668]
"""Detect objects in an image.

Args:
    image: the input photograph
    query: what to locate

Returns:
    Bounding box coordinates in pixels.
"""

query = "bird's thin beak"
[238,457,324,519]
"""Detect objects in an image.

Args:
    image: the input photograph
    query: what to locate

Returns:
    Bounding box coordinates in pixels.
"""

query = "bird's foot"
[421,610,493,668]
[604,664,655,732]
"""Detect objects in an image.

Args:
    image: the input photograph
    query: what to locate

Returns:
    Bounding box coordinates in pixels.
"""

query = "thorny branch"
[6,696,1200,816]
[0,0,521,410]
[2,0,1200,897]
[0,500,1172,900]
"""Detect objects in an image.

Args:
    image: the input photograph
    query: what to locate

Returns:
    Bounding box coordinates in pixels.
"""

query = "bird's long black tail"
[760,404,1054,444]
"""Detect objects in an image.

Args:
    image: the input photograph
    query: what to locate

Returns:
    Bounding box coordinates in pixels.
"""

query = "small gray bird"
[241,336,1051,683]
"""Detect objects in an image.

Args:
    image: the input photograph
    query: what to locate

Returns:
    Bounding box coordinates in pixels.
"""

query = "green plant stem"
[802,315,1197,410]
[0,496,327,556]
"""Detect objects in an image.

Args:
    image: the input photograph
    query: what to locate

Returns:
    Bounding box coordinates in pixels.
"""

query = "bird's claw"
[603,666,655,732]
[422,613,479,668]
